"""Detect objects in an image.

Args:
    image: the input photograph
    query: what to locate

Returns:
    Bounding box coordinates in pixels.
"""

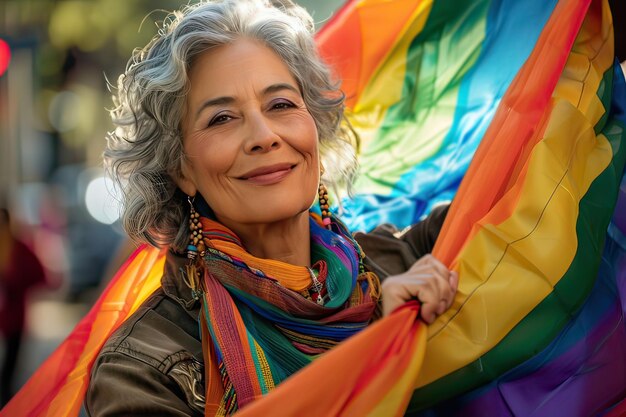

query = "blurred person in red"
[0,207,47,406]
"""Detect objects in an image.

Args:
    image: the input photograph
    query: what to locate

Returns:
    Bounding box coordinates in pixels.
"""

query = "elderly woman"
[85,0,457,415]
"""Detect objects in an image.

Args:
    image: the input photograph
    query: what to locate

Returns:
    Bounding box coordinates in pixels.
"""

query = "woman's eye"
[271,100,295,110]
[208,114,232,126]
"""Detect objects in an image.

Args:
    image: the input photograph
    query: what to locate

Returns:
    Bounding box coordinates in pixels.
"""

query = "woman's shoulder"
[95,287,202,371]
[94,248,204,369]
[86,287,205,416]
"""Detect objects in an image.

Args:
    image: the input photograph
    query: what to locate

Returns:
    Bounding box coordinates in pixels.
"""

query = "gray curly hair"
[105,0,356,251]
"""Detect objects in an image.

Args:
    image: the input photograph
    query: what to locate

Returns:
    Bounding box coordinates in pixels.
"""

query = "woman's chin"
[226,202,313,227]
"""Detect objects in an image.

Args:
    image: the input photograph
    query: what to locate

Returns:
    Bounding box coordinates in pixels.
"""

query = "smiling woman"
[177,39,321,263]
[106,0,351,254]
[84,0,456,415]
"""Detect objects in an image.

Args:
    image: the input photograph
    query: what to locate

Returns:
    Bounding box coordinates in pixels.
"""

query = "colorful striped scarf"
[196,214,381,413]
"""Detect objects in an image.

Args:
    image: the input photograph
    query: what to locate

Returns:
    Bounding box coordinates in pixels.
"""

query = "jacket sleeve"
[85,351,202,417]
[354,204,450,278]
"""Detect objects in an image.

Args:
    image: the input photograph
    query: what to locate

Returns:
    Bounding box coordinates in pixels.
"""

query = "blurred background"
[0,0,343,407]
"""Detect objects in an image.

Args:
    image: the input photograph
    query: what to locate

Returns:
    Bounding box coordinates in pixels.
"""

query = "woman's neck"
[218,212,311,267]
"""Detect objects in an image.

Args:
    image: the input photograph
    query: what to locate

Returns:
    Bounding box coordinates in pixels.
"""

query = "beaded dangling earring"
[318,184,331,229]
[184,196,204,300]
[187,196,206,258]
[319,163,331,228]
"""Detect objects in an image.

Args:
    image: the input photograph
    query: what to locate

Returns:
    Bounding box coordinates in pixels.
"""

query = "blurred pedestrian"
[0,207,47,406]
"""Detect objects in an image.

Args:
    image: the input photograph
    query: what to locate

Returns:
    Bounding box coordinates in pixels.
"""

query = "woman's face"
[178,38,320,229]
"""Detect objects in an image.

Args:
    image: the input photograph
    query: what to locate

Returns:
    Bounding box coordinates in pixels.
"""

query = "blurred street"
[0,290,93,416]
[4,291,91,397]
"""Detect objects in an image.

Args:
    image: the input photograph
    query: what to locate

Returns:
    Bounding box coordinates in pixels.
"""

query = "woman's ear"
[174,160,197,197]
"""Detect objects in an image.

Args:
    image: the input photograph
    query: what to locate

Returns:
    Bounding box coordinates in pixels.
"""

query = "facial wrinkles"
[179,39,319,228]
[187,88,309,179]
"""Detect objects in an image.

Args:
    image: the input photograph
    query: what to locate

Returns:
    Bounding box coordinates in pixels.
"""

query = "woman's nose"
[244,113,281,153]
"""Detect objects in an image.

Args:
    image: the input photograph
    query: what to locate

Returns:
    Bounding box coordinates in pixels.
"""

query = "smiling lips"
[238,163,296,185]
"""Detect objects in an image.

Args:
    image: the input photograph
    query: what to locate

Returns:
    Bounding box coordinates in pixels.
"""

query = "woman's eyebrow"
[262,83,300,96]
[194,96,235,121]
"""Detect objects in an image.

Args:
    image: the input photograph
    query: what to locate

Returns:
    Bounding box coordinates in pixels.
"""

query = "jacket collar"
[161,249,201,318]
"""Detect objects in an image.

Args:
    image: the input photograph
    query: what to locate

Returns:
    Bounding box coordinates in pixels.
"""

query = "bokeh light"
[0,38,10,76]
[48,90,81,132]
[84,176,122,224]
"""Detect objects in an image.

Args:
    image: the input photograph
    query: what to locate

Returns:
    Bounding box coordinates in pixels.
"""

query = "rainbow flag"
[3,0,625,416]
[316,0,626,414]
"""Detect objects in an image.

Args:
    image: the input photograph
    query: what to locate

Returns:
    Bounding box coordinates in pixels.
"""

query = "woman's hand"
[381,254,458,323]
